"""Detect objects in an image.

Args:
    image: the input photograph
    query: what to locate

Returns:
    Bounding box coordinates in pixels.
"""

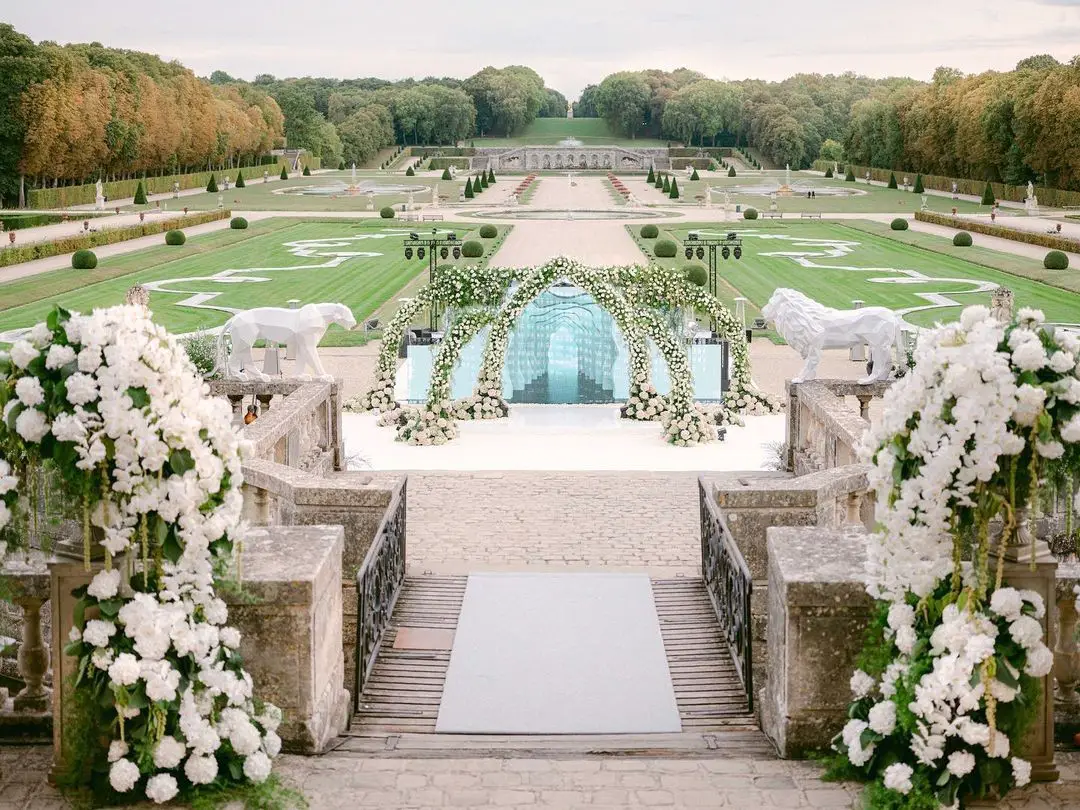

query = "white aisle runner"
[435,572,682,734]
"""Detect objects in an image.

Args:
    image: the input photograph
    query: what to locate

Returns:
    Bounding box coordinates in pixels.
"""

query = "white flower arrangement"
[0,305,279,804]
[834,305,1077,808]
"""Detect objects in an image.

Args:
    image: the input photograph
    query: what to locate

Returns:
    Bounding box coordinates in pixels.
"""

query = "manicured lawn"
[635,221,1080,331]
[641,170,987,214]
[0,218,510,346]
[127,173,469,213]
[471,118,670,148]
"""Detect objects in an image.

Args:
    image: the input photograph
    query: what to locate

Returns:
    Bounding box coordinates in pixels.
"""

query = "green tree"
[280,165,288,180]
[442,167,452,180]
[662,174,670,193]
[887,172,897,189]
[646,166,655,184]
[0,24,47,206]
[669,176,679,199]
[690,167,699,180]
[487,168,495,183]
[595,71,651,138]
[728,165,736,177]
[479,172,488,188]
[133,180,148,204]
[235,170,245,188]
[818,138,844,163]
[913,173,924,193]
[464,176,474,198]
[981,181,995,205]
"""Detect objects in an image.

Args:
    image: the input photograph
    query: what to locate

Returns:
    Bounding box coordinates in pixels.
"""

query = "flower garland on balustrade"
[830,306,1080,809]
[0,305,280,805]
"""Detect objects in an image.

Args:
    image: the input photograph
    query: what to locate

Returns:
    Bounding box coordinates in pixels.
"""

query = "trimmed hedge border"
[0,209,231,269]
[914,210,1080,253]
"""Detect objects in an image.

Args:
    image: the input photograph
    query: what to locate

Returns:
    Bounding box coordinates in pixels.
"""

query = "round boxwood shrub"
[952,231,972,247]
[72,249,97,269]
[654,239,677,258]
[479,224,498,239]
[743,208,759,220]
[640,224,659,239]
[165,229,186,245]
[230,216,248,230]
[380,206,395,219]
[683,264,708,287]
[890,218,909,231]
[1045,250,1070,270]
[461,240,484,258]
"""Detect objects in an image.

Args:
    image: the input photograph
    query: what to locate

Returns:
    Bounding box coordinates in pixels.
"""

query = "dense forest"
[584,58,1080,188]
[3,18,1080,207]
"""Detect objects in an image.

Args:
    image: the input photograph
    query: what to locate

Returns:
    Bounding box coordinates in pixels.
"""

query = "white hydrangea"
[184,754,219,785]
[9,340,39,369]
[990,587,1024,621]
[109,758,140,793]
[883,763,913,794]
[947,750,975,777]
[867,700,897,735]
[15,376,45,407]
[1009,616,1043,650]
[145,773,178,804]
[1012,757,1032,787]
[152,736,186,769]
[849,669,875,699]
[243,750,273,783]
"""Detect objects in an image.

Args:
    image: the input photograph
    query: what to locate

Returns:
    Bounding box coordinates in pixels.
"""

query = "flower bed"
[914,210,1080,254]
[831,305,1079,807]
[0,210,231,269]
[0,305,281,805]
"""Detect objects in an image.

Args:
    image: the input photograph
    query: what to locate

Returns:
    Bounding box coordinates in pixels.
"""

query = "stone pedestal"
[760,527,874,757]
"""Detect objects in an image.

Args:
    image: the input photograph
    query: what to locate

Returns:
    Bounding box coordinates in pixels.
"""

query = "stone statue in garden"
[215,303,356,380]
[95,179,105,210]
[761,288,905,384]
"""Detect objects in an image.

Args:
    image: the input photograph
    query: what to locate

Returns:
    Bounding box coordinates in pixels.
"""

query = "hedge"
[0,213,69,230]
[380,206,395,219]
[824,167,833,178]
[813,160,1080,208]
[0,209,231,269]
[1045,250,1070,270]
[890,218,909,231]
[71,249,97,269]
[683,264,708,286]
[479,224,497,238]
[640,224,659,239]
[654,239,677,258]
[230,217,248,230]
[668,147,733,158]
[744,208,759,220]
[165,229,186,245]
[24,159,316,209]
[914,210,1080,253]
[429,157,471,171]
[953,231,972,247]
[461,240,484,258]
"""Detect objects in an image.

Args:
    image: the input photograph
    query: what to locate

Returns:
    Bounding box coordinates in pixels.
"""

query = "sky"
[6,0,1080,99]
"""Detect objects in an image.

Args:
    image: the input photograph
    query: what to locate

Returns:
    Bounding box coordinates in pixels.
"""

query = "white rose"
[108,758,140,793]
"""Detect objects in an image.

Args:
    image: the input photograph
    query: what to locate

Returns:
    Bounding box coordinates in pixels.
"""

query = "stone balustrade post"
[12,596,50,713]
[856,394,873,420]
[1055,589,1080,712]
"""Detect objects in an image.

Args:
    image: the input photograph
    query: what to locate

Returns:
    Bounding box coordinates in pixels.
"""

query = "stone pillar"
[1054,583,1080,716]
[849,300,866,362]
[856,394,873,421]
[12,596,50,713]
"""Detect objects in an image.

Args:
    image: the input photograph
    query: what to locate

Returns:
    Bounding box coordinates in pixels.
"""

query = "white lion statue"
[760,288,904,384]
[215,302,356,380]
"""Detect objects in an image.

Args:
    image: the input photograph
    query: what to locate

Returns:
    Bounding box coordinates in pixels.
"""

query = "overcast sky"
[6,0,1080,99]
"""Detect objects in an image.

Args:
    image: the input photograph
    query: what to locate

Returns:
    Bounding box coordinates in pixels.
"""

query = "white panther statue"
[760,288,904,384]
[215,302,356,380]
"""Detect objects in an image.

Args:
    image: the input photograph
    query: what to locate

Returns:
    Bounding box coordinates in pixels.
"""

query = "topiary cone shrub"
[461,240,484,258]
[647,167,656,184]
[442,168,452,181]
[744,207,759,220]
[405,167,415,176]
[302,166,311,176]
[205,175,218,194]
[71,249,97,269]
[230,216,248,229]
[683,263,708,286]
[824,167,834,178]
[953,231,973,247]
[845,167,856,182]
[1045,250,1070,270]
[669,177,680,199]
[487,169,496,184]
[690,167,700,181]
[165,229,186,245]
[380,206,395,219]
[133,181,148,205]
[981,182,996,206]
[913,174,924,194]
[887,172,897,189]
[728,166,736,177]
[654,173,664,189]
[478,173,488,189]
[479,224,497,239]
[640,224,659,239]
[653,239,677,258]
[235,170,245,188]
[280,166,289,180]
[662,175,671,193]
[891,218,909,230]
[464,178,474,198]
[338,161,345,170]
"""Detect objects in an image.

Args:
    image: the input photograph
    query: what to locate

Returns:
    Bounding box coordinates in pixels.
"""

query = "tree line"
[0,24,284,206]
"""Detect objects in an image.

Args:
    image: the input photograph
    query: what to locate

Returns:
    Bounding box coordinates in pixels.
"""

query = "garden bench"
[799,213,822,219]
[761,212,783,219]
[422,214,444,222]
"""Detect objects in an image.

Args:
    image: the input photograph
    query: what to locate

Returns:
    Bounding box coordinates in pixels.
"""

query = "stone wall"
[472,146,671,172]
[785,380,889,475]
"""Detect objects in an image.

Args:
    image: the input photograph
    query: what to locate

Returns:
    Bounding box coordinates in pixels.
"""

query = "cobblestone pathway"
[4,745,1079,809]
[406,470,703,576]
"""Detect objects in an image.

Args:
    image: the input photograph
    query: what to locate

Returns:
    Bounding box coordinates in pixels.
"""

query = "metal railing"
[699,478,754,712]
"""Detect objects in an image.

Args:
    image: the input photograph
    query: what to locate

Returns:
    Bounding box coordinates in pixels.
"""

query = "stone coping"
[767,526,874,608]
[227,525,343,605]
[208,379,310,398]
[241,382,334,458]
[788,380,881,453]
[713,465,870,509]
[0,561,50,600]
[1057,561,1080,601]
[242,457,399,508]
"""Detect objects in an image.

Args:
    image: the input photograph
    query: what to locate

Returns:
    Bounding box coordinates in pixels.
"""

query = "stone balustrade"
[0,560,51,742]
[1057,562,1080,735]
[785,379,890,475]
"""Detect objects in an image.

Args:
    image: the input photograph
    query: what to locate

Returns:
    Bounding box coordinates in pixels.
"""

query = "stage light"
[734,246,742,260]
[722,246,730,260]
[453,247,461,259]
[409,232,419,240]
[441,246,449,260]
[727,232,737,241]
[404,247,413,260]
[417,247,425,260]
[685,247,693,260]
[688,232,698,241]
[696,246,705,260]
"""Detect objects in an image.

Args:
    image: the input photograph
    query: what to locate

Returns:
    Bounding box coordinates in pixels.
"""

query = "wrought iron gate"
[698,478,754,711]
